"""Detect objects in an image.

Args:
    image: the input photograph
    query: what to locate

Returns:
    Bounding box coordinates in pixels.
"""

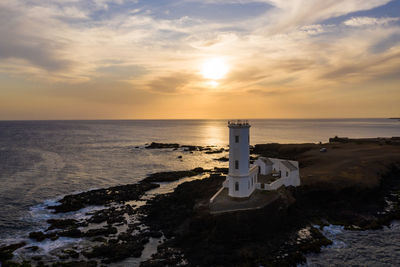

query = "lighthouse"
[209,120,301,211]
[227,120,257,198]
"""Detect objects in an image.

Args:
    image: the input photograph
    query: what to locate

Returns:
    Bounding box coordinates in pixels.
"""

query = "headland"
[1,137,399,266]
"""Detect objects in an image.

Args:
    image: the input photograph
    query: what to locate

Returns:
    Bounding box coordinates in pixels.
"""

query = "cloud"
[321,49,400,81]
[95,64,147,80]
[147,73,197,93]
[258,0,393,33]
[0,1,78,76]
[344,16,399,27]
[247,88,287,96]
[0,0,399,99]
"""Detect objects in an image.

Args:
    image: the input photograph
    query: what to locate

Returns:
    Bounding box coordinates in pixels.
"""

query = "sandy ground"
[300,143,400,189]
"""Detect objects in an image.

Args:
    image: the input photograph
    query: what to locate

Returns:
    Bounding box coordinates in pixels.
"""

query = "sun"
[201,58,229,80]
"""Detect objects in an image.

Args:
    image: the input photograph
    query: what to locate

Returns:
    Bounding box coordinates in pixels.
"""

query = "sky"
[0,0,399,119]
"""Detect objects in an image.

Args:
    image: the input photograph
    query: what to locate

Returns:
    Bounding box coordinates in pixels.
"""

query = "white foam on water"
[320,225,347,249]
[321,224,344,236]
[35,237,82,254]
[27,196,107,225]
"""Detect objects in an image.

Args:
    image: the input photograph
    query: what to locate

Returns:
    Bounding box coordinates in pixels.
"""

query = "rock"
[142,168,206,183]
[28,231,58,242]
[117,232,133,242]
[140,246,185,267]
[51,260,97,267]
[177,155,182,159]
[87,206,127,225]
[137,173,335,266]
[192,167,205,173]
[58,254,70,260]
[92,237,106,243]
[48,182,159,213]
[84,227,117,237]
[107,215,126,225]
[0,242,26,262]
[59,228,83,238]
[140,238,150,245]
[84,237,145,263]
[212,167,229,174]
[47,219,81,230]
[148,231,162,238]
[204,148,224,154]
[26,246,39,252]
[181,145,199,151]
[127,223,140,234]
[125,204,135,215]
[28,231,46,242]
[214,156,228,162]
[145,142,179,149]
[63,249,79,259]
[2,260,33,267]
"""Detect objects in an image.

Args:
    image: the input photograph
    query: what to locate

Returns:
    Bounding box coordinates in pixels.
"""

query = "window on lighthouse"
[235,135,239,143]
[235,182,239,191]
[235,160,239,169]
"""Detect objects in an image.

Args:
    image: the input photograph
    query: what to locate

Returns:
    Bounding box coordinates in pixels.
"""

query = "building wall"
[255,158,272,175]
[228,126,250,177]
[228,175,251,198]
[228,165,258,198]
[264,179,284,190]
[287,169,300,186]
[255,158,301,190]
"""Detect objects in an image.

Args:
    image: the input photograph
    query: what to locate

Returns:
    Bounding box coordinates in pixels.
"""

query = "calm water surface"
[0,119,399,264]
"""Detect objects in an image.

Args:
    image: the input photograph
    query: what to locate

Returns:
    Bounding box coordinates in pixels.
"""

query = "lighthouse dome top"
[228,120,250,128]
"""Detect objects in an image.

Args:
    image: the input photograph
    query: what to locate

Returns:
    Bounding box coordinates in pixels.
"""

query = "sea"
[0,118,399,265]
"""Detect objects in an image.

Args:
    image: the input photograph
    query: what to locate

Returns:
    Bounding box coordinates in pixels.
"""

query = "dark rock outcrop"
[47,219,84,231]
[48,182,159,213]
[204,148,225,154]
[84,226,117,237]
[28,231,58,242]
[145,142,179,149]
[139,164,400,266]
[142,168,206,183]
[83,233,148,263]
[0,242,26,262]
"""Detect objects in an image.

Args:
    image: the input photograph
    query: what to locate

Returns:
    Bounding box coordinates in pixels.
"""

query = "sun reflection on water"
[200,123,227,146]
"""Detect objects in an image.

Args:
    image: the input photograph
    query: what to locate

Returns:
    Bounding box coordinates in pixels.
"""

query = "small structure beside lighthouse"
[210,120,301,212]
[226,120,258,198]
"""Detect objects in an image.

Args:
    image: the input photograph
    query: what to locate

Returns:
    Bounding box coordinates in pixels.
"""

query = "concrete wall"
[264,179,284,190]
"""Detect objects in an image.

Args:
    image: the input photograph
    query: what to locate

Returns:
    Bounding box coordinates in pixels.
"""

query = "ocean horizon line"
[0,117,396,122]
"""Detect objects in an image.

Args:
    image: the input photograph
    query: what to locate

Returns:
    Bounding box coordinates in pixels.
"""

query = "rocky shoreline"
[1,141,400,266]
[137,164,400,266]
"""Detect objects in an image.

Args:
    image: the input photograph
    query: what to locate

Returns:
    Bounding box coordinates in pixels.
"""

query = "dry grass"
[300,143,400,189]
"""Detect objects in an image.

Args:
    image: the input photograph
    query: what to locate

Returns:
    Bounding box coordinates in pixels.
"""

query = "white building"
[222,120,300,198]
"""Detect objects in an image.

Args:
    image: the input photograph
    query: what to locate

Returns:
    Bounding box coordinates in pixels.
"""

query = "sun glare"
[201,58,229,80]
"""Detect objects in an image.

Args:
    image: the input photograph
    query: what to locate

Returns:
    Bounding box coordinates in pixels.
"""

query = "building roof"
[260,157,273,165]
[282,160,298,171]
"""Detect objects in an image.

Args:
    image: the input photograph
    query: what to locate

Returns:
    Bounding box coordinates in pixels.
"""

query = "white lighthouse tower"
[227,120,257,198]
